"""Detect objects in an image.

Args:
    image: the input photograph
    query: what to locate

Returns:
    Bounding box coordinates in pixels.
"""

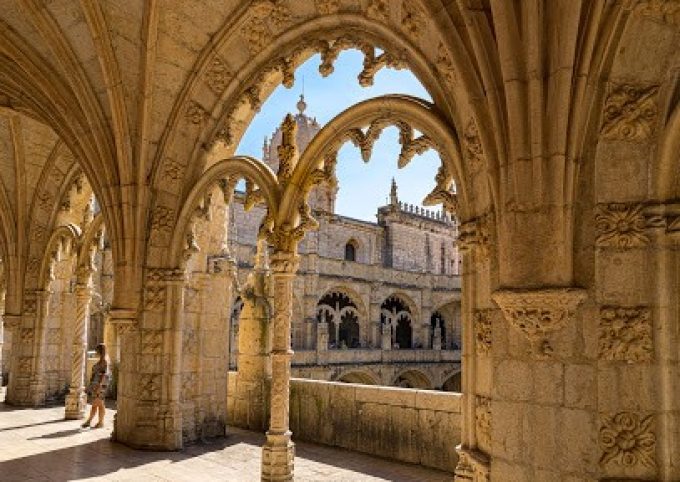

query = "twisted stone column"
[261,252,298,482]
[65,274,92,419]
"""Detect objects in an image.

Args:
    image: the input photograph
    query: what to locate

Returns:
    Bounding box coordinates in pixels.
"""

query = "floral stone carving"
[474,310,492,355]
[599,412,656,468]
[595,203,649,248]
[492,288,587,357]
[475,396,491,449]
[600,84,659,142]
[599,306,653,362]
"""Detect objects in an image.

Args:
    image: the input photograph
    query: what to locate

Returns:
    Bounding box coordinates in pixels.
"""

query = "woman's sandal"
[81,420,92,428]
[93,421,104,429]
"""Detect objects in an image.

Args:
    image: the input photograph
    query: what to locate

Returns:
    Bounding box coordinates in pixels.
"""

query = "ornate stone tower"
[262,94,338,213]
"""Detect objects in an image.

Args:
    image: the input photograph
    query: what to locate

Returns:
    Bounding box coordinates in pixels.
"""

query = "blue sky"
[237,50,441,222]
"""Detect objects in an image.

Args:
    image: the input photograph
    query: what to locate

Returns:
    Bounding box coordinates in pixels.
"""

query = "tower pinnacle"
[390,177,399,206]
[296,93,307,115]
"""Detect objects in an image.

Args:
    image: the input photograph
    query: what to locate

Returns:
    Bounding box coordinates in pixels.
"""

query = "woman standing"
[82,343,110,428]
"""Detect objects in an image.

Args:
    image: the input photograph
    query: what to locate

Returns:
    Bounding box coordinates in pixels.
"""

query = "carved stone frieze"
[595,203,649,248]
[141,330,164,355]
[457,215,492,260]
[366,0,390,22]
[138,374,161,401]
[474,310,492,355]
[475,396,491,449]
[241,0,292,54]
[315,0,340,14]
[635,0,680,25]
[185,101,209,125]
[599,306,653,362]
[492,288,587,357]
[599,412,656,468]
[401,1,426,39]
[463,120,484,173]
[600,83,659,142]
[150,206,175,235]
[436,42,456,86]
[146,267,185,284]
[205,56,231,95]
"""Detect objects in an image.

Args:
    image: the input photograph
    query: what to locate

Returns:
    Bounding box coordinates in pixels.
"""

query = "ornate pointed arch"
[149,5,493,228]
[280,95,475,233]
[167,156,279,266]
[37,224,81,290]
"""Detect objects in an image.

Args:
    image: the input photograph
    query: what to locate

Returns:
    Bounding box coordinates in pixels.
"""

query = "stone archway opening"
[393,369,432,389]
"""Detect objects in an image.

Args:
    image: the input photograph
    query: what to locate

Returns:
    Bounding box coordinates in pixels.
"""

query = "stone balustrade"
[292,348,461,366]
[227,372,461,472]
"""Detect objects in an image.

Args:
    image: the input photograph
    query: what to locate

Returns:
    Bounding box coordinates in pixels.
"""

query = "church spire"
[390,177,399,206]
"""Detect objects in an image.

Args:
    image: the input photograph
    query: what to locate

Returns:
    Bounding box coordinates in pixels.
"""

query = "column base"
[455,446,490,482]
[261,432,295,482]
[64,389,87,419]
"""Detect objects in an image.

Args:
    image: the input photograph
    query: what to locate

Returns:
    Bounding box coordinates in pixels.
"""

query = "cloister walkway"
[0,391,449,481]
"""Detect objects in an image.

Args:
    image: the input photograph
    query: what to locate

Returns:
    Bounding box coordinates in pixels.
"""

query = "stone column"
[27,290,51,406]
[235,252,271,432]
[316,322,328,352]
[381,323,391,350]
[0,290,5,387]
[65,269,93,419]
[432,323,442,351]
[261,252,298,482]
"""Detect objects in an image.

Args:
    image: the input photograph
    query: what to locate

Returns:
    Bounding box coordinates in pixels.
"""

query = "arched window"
[380,295,413,349]
[344,240,357,262]
[317,291,361,349]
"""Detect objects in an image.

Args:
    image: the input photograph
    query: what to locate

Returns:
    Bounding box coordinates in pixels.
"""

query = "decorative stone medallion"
[599,412,656,468]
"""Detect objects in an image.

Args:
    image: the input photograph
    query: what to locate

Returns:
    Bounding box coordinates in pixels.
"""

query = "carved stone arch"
[381,291,419,324]
[38,224,81,291]
[280,95,478,236]
[150,9,488,221]
[318,285,368,321]
[335,370,380,386]
[166,156,280,266]
[0,26,118,213]
[392,368,432,389]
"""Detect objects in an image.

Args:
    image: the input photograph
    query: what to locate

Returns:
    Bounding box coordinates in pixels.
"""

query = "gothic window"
[317,291,360,348]
[344,240,357,262]
[380,295,413,349]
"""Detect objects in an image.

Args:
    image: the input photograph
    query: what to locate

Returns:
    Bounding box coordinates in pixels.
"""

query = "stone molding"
[492,287,587,357]
[599,412,656,469]
[599,306,653,362]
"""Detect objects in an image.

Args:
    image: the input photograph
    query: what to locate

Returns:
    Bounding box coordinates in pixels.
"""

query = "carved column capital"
[457,213,493,262]
[107,308,138,335]
[3,314,21,331]
[492,287,587,357]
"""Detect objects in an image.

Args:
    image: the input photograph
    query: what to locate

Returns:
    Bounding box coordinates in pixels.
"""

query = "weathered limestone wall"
[227,372,461,472]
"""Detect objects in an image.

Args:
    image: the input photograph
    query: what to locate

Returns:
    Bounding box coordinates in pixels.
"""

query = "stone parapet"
[227,372,461,473]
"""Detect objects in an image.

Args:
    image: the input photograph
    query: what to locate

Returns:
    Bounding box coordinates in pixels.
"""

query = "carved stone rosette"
[599,412,656,469]
[492,288,587,357]
[599,306,653,362]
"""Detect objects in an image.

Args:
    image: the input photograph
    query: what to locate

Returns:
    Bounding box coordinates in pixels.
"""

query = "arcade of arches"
[0,1,679,481]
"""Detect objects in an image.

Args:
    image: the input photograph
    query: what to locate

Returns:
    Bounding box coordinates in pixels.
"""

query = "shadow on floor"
[0,434,246,482]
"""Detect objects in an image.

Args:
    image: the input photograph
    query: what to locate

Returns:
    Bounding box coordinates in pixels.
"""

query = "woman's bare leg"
[82,404,96,427]
[94,399,106,427]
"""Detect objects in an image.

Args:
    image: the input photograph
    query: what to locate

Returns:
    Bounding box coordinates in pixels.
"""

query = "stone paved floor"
[0,392,451,481]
